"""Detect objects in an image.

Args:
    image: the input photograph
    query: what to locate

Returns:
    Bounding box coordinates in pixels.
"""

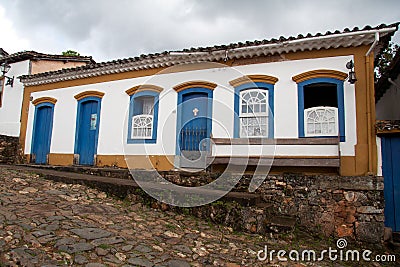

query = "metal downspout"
[365,32,379,174]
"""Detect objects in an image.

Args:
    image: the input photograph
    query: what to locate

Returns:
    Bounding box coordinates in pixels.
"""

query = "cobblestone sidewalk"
[0,167,396,266]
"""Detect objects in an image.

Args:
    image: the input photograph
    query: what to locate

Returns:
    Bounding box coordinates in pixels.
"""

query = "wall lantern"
[346,60,357,84]
[0,62,14,87]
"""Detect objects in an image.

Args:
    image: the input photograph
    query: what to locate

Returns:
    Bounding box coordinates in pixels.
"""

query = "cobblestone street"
[0,166,397,266]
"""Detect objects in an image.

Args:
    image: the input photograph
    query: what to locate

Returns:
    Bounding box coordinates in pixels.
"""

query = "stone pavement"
[0,166,396,266]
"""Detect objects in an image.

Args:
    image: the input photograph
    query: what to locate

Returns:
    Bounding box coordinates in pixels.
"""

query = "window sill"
[302,135,345,142]
[127,139,156,144]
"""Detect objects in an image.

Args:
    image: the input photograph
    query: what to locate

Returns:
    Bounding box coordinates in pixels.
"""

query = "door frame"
[74,95,102,165]
[30,101,55,164]
[175,87,213,156]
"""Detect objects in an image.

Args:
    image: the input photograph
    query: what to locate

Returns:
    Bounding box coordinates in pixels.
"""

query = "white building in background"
[0,50,94,137]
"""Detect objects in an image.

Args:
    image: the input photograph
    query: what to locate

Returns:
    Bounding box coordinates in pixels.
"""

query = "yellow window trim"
[74,90,105,101]
[173,81,217,92]
[32,97,57,106]
[229,74,279,87]
[125,84,163,96]
[292,69,348,83]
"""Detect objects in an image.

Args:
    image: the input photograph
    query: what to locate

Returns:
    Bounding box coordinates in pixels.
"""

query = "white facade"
[0,60,30,136]
[25,55,357,160]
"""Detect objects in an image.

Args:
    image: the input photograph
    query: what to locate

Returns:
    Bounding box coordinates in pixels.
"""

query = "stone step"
[222,191,262,206]
[7,165,265,208]
[4,164,299,236]
[255,202,273,209]
[264,215,297,233]
[17,164,131,179]
[16,165,270,206]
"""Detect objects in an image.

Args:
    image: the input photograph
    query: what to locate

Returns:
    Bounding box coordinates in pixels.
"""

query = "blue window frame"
[233,82,274,138]
[127,90,159,144]
[297,77,345,142]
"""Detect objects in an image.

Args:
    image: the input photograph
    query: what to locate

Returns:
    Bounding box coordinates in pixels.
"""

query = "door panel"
[32,105,53,164]
[76,100,99,165]
[382,136,400,232]
[179,92,210,168]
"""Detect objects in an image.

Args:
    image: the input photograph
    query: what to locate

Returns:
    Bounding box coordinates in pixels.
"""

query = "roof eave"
[20,25,399,87]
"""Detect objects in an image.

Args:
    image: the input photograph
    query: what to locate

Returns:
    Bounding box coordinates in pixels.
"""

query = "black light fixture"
[0,62,14,87]
[346,60,357,84]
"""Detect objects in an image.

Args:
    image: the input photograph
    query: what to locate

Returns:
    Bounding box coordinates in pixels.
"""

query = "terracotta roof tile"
[19,23,399,86]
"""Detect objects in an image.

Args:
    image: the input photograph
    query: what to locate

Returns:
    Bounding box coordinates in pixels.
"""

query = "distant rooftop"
[0,50,95,65]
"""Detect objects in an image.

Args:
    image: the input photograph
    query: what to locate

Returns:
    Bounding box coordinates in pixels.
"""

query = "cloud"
[0,5,30,53]
[1,0,399,61]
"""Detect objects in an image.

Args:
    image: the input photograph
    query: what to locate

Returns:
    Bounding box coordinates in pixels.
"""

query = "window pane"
[305,107,338,136]
[261,105,266,113]
[240,89,268,116]
[241,104,247,114]
[240,116,268,137]
[250,91,257,98]
[248,105,254,114]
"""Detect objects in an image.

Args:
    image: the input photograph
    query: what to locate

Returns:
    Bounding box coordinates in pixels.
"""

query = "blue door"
[382,136,400,232]
[32,104,54,164]
[179,92,211,167]
[76,100,100,165]
[180,93,208,151]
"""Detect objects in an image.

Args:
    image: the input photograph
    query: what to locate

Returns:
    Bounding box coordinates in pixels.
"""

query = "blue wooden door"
[179,92,209,154]
[382,136,400,232]
[32,105,54,164]
[76,100,99,165]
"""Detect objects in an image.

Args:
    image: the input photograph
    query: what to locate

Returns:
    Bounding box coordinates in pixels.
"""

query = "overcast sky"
[1,0,399,62]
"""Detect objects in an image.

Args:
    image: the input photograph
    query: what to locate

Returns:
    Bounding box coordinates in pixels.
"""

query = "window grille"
[304,106,338,136]
[239,89,268,137]
[131,114,153,139]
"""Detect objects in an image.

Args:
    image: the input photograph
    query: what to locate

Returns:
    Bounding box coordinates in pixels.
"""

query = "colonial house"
[375,50,400,234]
[0,50,94,137]
[18,23,399,177]
[14,23,400,243]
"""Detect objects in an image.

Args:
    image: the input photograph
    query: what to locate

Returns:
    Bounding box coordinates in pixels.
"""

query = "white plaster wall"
[0,60,30,136]
[25,55,357,158]
[376,75,400,120]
